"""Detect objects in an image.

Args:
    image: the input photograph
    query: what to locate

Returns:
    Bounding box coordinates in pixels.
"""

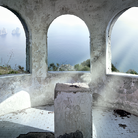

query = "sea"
[0,22,26,70]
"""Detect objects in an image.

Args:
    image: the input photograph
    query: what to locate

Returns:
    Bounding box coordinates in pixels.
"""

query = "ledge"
[107,72,138,78]
[0,73,31,78]
[48,71,90,74]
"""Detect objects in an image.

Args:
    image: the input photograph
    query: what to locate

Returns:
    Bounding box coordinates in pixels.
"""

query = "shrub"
[111,63,119,72]
[126,69,138,75]
[8,70,18,74]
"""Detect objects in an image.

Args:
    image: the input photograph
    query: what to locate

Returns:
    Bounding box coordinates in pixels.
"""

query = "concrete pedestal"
[54,83,92,138]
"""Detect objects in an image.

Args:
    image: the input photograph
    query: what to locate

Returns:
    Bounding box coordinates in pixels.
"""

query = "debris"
[70,85,79,88]
[57,130,83,138]
[119,124,127,129]
[48,112,54,114]
[127,129,135,133]
[113,109,131,118]
[17,132,54,138]
[40,112,43,115]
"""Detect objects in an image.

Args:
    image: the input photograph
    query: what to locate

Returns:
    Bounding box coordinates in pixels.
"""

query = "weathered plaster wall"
[0,0,138,116]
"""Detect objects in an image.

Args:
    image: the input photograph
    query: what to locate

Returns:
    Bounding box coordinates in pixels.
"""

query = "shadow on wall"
[0,91,31,116]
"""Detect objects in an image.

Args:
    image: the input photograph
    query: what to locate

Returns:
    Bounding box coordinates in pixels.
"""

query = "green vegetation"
[0,51,27,75]
[74,59,90,71]
[126,69,138,75]
[18,65,24,72]
[48,59,90,71]
[111,63,119,72]
[48,63,75,71]
[8,70,18,74]
[0,65,27,75]
[48,63,59,71]
[111,63,138,75]
[81,59,90,68]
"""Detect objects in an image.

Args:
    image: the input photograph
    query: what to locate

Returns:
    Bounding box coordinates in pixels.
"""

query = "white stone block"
[54,83,92,138]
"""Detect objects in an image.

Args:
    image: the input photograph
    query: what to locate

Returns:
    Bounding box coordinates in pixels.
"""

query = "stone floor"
[0,105,138,138]
[93,106,138,138]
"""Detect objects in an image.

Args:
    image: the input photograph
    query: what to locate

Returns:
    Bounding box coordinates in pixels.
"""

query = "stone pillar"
[54,83,92,138]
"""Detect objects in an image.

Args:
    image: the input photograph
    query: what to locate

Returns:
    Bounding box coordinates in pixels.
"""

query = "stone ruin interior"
[1,0,138,137]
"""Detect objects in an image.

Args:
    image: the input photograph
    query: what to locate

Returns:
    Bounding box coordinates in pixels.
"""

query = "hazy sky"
[0,6,26,69]
[48,15,90,66]
[48,14,89,39]
[0,6,21,25]
[111,7,138,72]
[118,7,138,28]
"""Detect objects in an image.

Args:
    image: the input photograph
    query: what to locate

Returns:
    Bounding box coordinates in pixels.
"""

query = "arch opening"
[0,6,30,75]
[47,14,90,72]
[107,7,138,76]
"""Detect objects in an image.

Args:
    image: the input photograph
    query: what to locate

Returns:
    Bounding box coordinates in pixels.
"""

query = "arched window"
[0,6,29,75]
[109,7,138,75]
[47,14,90,72]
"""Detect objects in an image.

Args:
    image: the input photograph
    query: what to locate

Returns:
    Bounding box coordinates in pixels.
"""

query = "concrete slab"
[54,83,92,138]
[93,106,138,138]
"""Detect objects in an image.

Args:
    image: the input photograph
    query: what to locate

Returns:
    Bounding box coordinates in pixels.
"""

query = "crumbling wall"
[0,0,138,116]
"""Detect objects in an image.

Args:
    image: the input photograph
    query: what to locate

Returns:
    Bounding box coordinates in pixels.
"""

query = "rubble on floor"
[57,130,83,138]
[113,109,131,118]
[17,132,54,138]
